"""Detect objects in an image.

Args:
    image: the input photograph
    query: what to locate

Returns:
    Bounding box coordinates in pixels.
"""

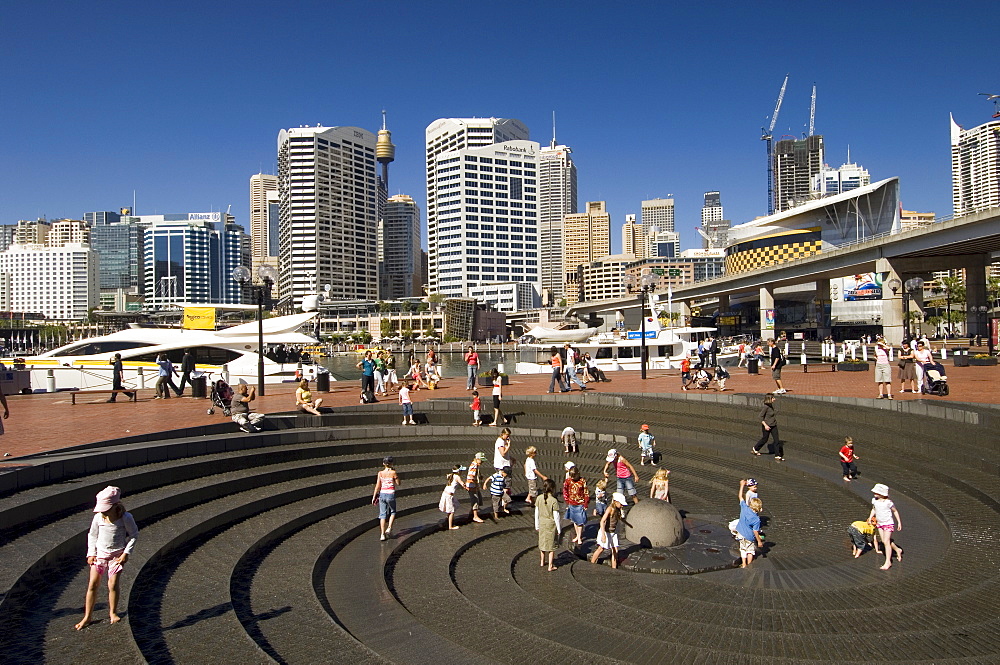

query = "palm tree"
[932,275,966,336]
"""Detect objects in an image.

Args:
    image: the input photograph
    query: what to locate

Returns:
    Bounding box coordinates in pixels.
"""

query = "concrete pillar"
[759,286,775,341]
[815,278,832,340]
[962,256,989,338]
[876,258,905,345]
[676,300,692,326]
[717,293,730,313]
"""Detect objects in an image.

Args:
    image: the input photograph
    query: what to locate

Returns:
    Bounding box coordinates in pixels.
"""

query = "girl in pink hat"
[74,486,139,630]
[869,483,903,570]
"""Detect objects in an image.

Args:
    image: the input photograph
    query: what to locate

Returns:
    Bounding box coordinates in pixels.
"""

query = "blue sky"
[2,1,996,252]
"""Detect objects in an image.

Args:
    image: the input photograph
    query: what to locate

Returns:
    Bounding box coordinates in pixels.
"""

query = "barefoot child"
[75,486,138,630]
[649,467,670,502]
[589,492,632,568]
[398,383,416,425]
[523,446,548,505]
[534,478,561,571]
[592,478,609,518]
[734,480,764,567]
[470,390,481,426]
[372,457,400,541]
[869,483,903,569]
[638,424,656,465]
[847,516,880,558]
[486,466,512,519]
[438,464,464,530]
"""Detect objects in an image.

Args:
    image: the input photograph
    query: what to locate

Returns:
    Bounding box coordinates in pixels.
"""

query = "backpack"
[360,389,378,404]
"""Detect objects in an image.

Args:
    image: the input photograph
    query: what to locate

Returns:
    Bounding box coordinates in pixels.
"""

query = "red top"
[563,477,589,507]
[466,351,479,366]
[471,396,481,410]
[681,358,690,372]
[839,445,854,462]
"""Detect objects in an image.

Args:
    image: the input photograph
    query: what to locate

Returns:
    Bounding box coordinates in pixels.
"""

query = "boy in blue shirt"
[638,424,656,465]
[733,479,764,567]
[486,466,512,519]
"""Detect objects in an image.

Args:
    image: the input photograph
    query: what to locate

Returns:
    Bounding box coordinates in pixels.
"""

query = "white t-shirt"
[871,497,895,526]
[561,426,576,439]
[746,489,759,501]
[494,437,510,469]
[524,456,537,480]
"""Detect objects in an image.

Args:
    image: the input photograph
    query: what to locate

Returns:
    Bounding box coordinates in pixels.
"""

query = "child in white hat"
[74,486,139,630]
[869,483,903,570]
[589,492,632,569]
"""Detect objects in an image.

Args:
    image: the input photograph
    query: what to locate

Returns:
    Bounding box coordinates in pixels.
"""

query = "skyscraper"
[277,125,378,307]
[622,214,646,260]
[249,173,280,300]
[141,213,245,307]
[87,211,148,294]
[425,117,539,300]
[537,138,577,304]
[773,135,825,212]
[811,160,871,196]
[379,194,422,299]
[562,202,611,305]
[641,198,675,237]
[700,191,730,249]
[951,113,1000,216]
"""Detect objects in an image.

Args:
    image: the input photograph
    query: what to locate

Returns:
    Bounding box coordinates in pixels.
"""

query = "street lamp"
[899,277,924,339]
[233,265,277,395]
[625,271,657,380]
[967,304,993,355]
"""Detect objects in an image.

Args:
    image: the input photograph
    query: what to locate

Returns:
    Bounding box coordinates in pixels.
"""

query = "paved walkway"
[1,359,997,460]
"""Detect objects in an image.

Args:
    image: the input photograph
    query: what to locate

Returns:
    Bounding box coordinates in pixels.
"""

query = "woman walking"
[751,393,782,460]
[547,346,566,393]
[534,478,561,571]
[372,457,400,541]
[357,350,376,398]
[897,340,917,394]
[75,486,138,630]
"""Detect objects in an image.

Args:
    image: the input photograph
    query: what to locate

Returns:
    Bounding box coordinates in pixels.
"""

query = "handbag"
[897,358,906,369]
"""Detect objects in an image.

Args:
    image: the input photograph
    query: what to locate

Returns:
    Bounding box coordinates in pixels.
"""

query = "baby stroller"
[923,362,949,396]
[208,378,235,415]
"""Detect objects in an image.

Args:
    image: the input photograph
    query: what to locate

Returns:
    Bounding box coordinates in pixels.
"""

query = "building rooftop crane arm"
[762,75,789,216]
[809,84,816,136]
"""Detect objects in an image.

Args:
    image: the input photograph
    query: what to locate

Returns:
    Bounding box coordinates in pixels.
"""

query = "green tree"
[424,324,437,339]
[930,275,966,334]
[426,293,445,304]
[988,276,1000,309]
[380,317,393,337]
[557,298,567,307]
[416,302,429,312]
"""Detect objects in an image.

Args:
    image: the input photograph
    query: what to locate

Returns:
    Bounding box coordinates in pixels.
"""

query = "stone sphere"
[624,499,685,548]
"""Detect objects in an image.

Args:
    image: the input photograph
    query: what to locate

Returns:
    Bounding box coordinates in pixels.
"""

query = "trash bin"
[747,357,759,375]
[191,374,208,398]
[952,347,969,367]
[316,369,331,392]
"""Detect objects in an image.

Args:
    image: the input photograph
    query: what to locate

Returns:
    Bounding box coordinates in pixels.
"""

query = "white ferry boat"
[515,316,719,375]
[7,311,325,392]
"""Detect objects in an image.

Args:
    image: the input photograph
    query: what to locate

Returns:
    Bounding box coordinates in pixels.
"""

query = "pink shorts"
[877,524,895,532]
[92,550,125,577]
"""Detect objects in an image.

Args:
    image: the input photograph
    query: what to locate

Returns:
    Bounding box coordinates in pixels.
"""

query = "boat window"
[52,341,153,357]
[617,347,635,359]
[595,347,614,359]
[128,347,243,365]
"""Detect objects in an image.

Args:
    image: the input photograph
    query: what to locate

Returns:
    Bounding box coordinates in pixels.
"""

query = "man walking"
[176,349,195,396]
[768,338,786,394]
[107,353,134,402]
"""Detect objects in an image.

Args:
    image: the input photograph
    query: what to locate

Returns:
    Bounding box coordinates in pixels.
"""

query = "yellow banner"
[182,307,216,330]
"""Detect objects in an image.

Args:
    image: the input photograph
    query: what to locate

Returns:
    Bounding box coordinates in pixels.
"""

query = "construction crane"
[808,84,817,136]
[695,226,716,250]
[761,75,789,216]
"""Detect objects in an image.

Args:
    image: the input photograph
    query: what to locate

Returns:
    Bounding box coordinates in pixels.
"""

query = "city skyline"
[2,2,996,255]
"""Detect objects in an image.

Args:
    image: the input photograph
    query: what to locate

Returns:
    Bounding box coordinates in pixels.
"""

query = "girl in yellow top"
[295,379,323,415]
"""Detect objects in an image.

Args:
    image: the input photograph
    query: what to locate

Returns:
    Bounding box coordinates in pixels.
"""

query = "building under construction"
[773,135,825,212]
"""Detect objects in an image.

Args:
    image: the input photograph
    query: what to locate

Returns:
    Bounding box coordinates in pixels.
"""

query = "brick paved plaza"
[0,361,997,663]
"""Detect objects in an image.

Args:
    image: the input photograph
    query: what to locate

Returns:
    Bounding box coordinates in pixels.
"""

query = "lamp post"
[233,265,277,395]
[968,304,992,355]
[625,271,657,380]
[894,277,923,339]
